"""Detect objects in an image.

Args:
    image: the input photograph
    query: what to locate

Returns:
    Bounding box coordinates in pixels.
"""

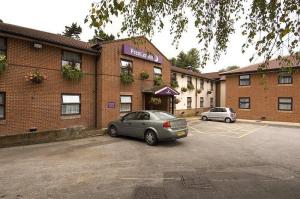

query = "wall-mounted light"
[33,43,43,49]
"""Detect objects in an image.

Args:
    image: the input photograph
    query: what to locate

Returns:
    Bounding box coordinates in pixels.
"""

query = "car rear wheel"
[202,116,208,121]
[145,130,158,146]
[108,125,118,137]
[225,117,232,123]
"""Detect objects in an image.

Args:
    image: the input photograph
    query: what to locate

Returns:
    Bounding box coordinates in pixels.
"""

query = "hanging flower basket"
[140,71,149,80]
[62,64,83,81]
[181,87,187,92]
[207,90,212,94]
[171,80,179,88]
[197,89,202,94]
[187,82,195,90]
[154,77,163,86]
[149,97,162,105]
[25,70,47,84]
[120,72,134,85]
[174,98,181,104]
[0,55,7,74]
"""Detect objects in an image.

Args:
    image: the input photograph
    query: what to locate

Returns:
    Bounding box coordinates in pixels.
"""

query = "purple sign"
[155,86,180,96]
[122,44,163,64]
[107,102,115,108]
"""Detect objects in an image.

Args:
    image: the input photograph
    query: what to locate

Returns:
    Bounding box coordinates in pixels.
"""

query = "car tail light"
[163,121,171,128]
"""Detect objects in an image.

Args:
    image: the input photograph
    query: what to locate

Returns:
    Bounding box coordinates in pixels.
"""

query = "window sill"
[238,86,251,88]
[239,109,251,111]
[61,115,81,120]
[277,110,293,113]
[278,84,293,86]
[0,120,6,125]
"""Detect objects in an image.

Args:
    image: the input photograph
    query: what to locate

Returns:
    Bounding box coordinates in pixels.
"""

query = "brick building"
[0,22,177,136]
[222,57,300,123]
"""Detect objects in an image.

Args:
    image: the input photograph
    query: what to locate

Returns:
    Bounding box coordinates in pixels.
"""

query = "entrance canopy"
[143,86,179,96]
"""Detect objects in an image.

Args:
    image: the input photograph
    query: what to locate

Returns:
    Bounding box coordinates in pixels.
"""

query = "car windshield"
[229,108,235,113]
[153,111,176,120]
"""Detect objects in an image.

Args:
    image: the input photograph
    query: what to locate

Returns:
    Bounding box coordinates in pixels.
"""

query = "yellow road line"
[238,125,268,138]
[188,125,239,138]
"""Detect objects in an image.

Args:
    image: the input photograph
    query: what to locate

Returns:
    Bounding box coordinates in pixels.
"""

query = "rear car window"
[153,112,176,120]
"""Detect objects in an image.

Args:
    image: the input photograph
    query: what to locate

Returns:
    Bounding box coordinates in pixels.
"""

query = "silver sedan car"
[201,107,236,123]
[108,110,188,146]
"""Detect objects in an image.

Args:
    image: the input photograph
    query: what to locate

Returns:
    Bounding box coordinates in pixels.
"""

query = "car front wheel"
[108,125,118,137]
[145,130,158,146]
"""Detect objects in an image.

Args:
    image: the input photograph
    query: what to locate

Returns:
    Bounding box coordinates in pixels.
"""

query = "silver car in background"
[108,111,188,146]
[201,107,236,123]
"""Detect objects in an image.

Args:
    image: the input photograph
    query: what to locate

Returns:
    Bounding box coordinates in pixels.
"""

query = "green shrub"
[0,55,7,74]
[149,97,162,105]
[196,89,202,94]
[171,80,179,88]
[140,71,149,80]
[120,72,134,85]
[62,64,83,81]
[181,87,187,92]
[154,76,163,86]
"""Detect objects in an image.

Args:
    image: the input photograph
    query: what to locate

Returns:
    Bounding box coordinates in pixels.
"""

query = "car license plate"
[177,131,186,136]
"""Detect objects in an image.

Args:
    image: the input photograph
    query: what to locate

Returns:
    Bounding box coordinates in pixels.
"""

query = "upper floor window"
[187,97,192,109]
[200,79,204,90]
[120,59,133,74]
[0,37,7,55]
[154,67,162,78]
[0,92,5,119]
[62,51,81,70]
[239,97,250,109]
[239,74,251,86]
[61,94,81,115]
[278,97,292,111]
[278,73,292,84]
[187,76,192,85]
[210,81,213,90]
[171,72,177,81]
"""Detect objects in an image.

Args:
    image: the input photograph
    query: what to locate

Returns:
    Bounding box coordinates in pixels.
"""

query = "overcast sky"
[1,0,266,72]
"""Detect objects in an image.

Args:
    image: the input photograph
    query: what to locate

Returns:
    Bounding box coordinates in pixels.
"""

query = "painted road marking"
[237,124,268,138]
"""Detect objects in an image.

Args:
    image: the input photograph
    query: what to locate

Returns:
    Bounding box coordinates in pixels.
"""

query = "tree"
[89,29,115,43]
[86,0,300,68]
[219,66,240,73]
[172,48,201,71]
[63,22,82,40]
[0,19,3,23]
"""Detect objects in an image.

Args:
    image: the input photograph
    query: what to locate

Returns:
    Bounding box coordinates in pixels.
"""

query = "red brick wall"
[0,38,96,135]
[97,38,171,128]
[226,72,300,122]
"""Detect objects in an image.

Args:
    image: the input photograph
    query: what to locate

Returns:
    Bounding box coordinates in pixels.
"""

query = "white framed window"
[120,59,133,74]
[61,94,81,115]
[62,51,82,70]
[154,67,162,78]
[278,97,292,111]
[200,97,204,108]
[187,97,192,109]
[120,96,132,113]
[0,92,5,119]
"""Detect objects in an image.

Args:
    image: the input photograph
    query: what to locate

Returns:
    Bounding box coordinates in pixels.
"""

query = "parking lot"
[0,120,300,199]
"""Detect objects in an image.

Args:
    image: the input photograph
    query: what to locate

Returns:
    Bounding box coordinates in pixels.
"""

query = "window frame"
[120,95,132,113]
[278,97,293,111]
[153,66,162,78]
[0,92,6,120]
[278,74,293,85]
[0,37,7,55]
[239,97,251,109]
[187,97,192,109]
[61,93,81,116]
[239,74,251,86]
[210,97,214,107]
[120,59,133,74]
[200,97,204,108]
[210,81,213,90]
[200,79,204,90]
[171,72,177,81]
[61,50,82,70]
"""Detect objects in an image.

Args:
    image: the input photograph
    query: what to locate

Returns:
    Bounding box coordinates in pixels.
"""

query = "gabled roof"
[200,72,220,80]
[221,55,300,75]
[0,22,97,53]
[171,66,219,80]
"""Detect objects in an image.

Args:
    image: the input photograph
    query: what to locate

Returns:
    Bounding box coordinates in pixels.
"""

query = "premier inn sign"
[122,44,163,64]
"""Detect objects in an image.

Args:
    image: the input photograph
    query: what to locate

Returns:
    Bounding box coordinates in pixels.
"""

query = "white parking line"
[237,124,268,138]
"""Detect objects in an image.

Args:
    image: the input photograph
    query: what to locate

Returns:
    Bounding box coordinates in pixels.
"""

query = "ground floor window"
[239,97,250,109]
[278,97,292,111]
[0,92,5,119]
[187,97,192,109]
[200,97,204,108]
[210,97,214,107]
[61,94,81,115]
[120,96,132,113]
